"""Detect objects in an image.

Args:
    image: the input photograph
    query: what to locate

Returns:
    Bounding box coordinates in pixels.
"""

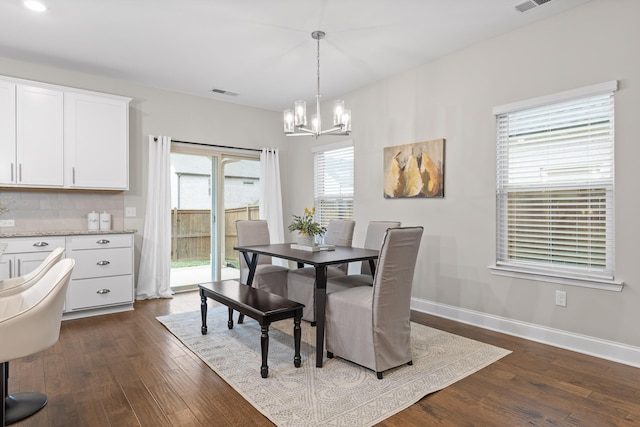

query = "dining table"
[234,243,379,368]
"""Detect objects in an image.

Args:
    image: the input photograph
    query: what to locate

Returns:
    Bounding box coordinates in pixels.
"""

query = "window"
[313,141,354,227]
[492,81,621,290]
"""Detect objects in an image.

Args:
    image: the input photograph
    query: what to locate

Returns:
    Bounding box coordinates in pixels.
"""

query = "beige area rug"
[157,308,511,427]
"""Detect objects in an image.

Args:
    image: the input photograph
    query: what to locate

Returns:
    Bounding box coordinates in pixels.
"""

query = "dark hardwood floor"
[9,291,640,426]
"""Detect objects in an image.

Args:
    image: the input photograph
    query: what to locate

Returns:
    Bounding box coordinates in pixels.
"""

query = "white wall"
[284,0,640,351]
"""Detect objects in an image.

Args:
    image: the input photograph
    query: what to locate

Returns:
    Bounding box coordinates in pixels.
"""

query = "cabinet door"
[16,85,64,187]
[0,80,16,185]
[64,92,130,190]
[0,254,12,280]
[15,251,51,277]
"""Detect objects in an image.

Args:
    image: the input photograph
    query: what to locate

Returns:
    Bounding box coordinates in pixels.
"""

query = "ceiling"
[0,0,590,112]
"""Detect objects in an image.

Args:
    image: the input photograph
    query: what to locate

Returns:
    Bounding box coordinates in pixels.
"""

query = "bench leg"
[260,325,269,378]
[227,307,234,329]
[294,310,302,368]
[200,290,208,335]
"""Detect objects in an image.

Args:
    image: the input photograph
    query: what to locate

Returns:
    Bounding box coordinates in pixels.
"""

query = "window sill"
[488,265,624,292]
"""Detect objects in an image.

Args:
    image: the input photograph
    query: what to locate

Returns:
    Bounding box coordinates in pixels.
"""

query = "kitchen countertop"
[0,229,137,238]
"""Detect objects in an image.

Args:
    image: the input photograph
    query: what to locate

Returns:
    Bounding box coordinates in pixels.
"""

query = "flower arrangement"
[288,206,326,237]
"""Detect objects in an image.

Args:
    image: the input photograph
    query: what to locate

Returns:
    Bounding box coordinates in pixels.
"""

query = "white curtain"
[260,149,286,265]
[137,135,173,299]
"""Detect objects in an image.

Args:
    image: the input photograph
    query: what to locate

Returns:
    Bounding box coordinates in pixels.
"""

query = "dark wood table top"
[233,243,379,266]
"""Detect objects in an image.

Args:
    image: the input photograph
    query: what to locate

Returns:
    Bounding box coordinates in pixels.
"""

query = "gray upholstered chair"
[325,226,423,379]
[0,247,64,297]
[236,220,289,298]
[327,221,400,288]
[0,258,75,426]
[287,220,355,323]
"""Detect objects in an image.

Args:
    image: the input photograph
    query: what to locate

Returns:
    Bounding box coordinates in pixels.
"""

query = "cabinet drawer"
[70,247,132,279]
[68,275,133,310]
[0,237,65,254]
[67,234,132,250]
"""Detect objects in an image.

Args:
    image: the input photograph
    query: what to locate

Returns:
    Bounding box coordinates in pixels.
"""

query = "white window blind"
[496,87,616,282]
[313,142,354,227]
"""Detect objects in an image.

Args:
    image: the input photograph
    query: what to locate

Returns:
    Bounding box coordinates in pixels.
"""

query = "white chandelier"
[283,31,351,138]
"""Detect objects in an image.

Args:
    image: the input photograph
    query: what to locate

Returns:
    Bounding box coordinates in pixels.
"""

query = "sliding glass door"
[169,144,260,291]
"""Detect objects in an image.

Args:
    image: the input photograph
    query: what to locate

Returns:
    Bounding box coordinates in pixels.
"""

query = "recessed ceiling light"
[24,1,47,12]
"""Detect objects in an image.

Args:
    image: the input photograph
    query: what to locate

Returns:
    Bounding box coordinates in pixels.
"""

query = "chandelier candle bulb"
[294,101,307,126]
[284,110,294,133]
[333,100,344,125]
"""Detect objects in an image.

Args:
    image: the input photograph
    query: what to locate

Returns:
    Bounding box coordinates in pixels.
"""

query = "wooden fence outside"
[171,206,260,263]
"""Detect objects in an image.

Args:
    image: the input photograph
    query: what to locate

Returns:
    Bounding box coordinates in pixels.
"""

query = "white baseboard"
[411,297,640,369]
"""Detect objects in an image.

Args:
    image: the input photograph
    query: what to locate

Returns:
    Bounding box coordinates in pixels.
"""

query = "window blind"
[313,143,354,227]
[496,91,615,280]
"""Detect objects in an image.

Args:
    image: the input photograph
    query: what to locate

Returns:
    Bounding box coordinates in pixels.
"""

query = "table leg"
[239,252,259,324]
[368,259,377,278]
[200,289,208,335]
[314,265,328,368]
[261,324,269,378]
[293,310,302,368]
[227,307,234,329]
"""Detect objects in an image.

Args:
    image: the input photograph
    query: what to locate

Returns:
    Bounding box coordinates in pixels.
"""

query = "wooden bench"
[199,280,304,378]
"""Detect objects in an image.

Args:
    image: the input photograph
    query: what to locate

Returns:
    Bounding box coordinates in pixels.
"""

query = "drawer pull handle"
[96,239,110,244]
[96,260,110,266]
[33,242,49,247]
[96,289,111,295]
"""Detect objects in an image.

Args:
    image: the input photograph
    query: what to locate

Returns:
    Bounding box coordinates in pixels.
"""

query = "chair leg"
[2,362,48,425]
[408,360,413,366]
[326,351,334,359]
[376,372,383,380]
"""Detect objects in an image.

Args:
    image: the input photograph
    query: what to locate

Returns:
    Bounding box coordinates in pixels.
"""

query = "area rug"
[157,308,510,426]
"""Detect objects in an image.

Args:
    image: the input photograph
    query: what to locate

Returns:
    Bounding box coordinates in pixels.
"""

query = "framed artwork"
[383,138,445,198]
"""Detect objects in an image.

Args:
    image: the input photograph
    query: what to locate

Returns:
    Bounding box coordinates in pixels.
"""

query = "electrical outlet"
[555,290,567,307]
[125,207,136,217]
[0,219,15,227]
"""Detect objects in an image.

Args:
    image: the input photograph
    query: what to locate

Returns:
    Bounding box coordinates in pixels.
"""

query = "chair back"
[361,221,401,275]
[0,258,75,363]
[371,227,423,332]
[0,247,65,296]
[324,220,355,247]
[236,220,273,268]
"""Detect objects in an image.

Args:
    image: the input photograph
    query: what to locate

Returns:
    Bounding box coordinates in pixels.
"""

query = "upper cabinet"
[17,85,64,187]
[0,80,16,185]
[64,92,130,190]
[0,75,131,190]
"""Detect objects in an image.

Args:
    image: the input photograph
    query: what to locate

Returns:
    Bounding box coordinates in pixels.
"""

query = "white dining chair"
[325,226,423,379]
[236,220,289,297]
[287,220,355,323]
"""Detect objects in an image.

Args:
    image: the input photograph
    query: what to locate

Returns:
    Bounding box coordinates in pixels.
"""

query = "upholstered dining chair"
[327,221,400,288]
[0,247,64,296]
[236,220,289,298]
[287,219,355,323]
[325,226,423,379]
[0,258,75,426]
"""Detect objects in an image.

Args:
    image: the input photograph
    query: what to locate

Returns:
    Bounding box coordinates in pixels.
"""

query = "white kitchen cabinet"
[64,92,130,190]
[0,232,135,319]
[65,234,134,316]
[0,75,130,191]
[16,84,65,187]
[0,80,16,185]
[0,237,66,280]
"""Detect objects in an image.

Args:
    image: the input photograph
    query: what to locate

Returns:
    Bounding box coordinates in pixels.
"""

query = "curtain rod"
[154,137,262,153]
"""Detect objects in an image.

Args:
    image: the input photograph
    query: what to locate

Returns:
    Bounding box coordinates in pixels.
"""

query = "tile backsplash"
[0,190,124,233]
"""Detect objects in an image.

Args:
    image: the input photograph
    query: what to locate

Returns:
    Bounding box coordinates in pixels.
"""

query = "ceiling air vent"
[514,0,553,13]
[211,88,238,97]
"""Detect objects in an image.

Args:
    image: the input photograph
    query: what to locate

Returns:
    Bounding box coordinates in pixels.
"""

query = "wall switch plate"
[555,290,567,307]
[0,219,15,227]
[125,207,136,217]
